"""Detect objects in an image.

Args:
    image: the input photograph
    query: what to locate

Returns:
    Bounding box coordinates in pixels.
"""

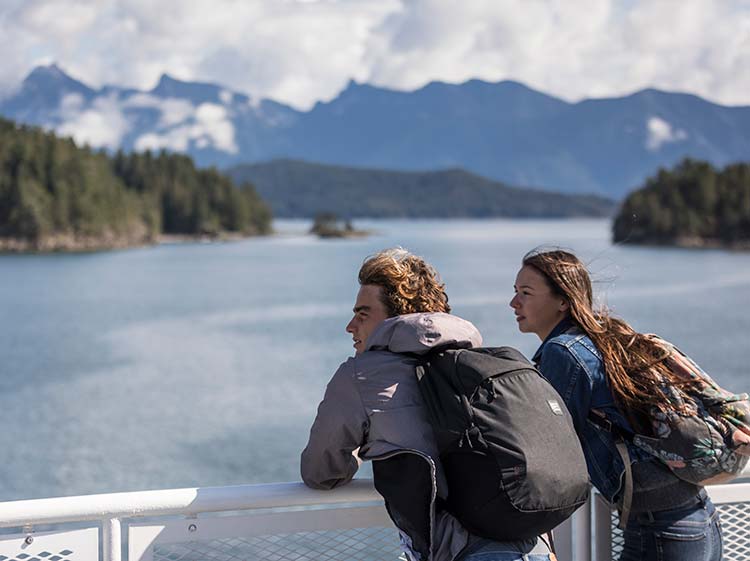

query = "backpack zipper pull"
[484,380,497,403]
[459,427,475,449]
[458,427,474,449]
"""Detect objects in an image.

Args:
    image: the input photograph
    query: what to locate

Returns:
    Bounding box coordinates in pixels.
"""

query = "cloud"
[645,116,688,151]
[56,92,130,149]
[48,88,238,154]
[134,101,238,154]
[124,93,194,127]
[219,90,233,105]
[18,0,99,38]
[1,0,749,109]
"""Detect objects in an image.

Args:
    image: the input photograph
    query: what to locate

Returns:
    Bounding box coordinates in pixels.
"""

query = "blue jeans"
[619,493,722,561]
[460,538,552,561]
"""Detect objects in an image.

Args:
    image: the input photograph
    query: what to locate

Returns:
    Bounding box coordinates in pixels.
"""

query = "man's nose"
[510,294,519,308]
[345,317,356,333]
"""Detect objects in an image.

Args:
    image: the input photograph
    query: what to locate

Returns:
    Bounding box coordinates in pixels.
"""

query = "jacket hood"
[365,312,482,354]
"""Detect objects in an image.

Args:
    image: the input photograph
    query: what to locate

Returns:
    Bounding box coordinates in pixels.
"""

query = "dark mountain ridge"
[228,159,615,219]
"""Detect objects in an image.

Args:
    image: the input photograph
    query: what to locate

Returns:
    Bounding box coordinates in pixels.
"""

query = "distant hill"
[227,159,616,218]
[2,65,750,199]
[612,158,750,249]
[0,117,271,252]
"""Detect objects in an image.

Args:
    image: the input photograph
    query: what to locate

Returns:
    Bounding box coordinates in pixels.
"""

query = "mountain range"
[228,159,616,218]
[2,64,749,199]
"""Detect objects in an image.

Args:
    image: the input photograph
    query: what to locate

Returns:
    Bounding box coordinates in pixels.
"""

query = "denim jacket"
[532,318,647,502]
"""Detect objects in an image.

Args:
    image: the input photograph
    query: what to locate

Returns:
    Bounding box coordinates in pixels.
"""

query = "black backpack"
[415,346,590,541]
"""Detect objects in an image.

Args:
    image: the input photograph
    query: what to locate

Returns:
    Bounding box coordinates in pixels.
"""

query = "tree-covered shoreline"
[613,159,750,249]
[0,118,272,252]
[228,159,616,219]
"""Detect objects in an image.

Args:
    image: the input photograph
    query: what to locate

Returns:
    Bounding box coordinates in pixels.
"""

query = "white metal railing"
[0,475,749,561]
[592,479,750,561]
[0,480,393,561]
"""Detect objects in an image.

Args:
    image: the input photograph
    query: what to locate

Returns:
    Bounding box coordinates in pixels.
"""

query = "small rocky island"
[612,158,750,250]
[0,117,271,252]
[309,212,368,239]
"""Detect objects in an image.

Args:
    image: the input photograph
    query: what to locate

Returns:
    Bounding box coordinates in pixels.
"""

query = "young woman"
[509,248,722,561]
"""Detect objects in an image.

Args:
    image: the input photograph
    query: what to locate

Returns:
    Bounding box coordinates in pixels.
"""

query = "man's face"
[345,284,390,355]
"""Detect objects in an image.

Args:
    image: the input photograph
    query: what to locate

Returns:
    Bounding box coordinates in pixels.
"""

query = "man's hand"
[352,447,363,467]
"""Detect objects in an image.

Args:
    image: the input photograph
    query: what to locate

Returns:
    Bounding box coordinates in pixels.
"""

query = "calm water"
[1,218,748,501]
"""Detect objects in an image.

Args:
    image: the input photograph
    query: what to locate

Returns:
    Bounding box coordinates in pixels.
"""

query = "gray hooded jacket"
[301,312,483,561]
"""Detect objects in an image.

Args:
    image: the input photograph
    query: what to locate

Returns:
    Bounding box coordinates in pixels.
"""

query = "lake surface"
[1,218,748,501]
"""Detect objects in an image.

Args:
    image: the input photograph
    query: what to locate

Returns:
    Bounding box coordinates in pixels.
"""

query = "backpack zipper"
[469,367,532,402]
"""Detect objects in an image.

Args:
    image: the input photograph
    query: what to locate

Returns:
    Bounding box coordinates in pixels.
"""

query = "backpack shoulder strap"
[614,440,634,529]
[587,409,635,442]
[587,409,635,528]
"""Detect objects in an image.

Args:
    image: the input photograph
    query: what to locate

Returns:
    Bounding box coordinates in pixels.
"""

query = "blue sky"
[1,0,749,109]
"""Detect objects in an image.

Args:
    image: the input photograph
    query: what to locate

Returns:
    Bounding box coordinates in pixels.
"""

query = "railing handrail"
[0,480,382,528]
[3,468,749,529]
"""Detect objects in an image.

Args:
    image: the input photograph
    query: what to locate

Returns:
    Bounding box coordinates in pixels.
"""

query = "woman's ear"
[559,300,570,313]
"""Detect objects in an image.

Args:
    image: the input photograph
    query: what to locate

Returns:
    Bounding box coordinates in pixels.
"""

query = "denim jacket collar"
[532,316,576,364]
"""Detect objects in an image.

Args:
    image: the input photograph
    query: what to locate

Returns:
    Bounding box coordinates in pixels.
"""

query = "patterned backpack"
[632,337,750,482]
[589,336,750,525]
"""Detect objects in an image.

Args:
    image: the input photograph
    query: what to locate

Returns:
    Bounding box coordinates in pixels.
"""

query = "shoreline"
[619,236,750,252]
[313,229,370,239]
[5,225,749,254]
[0,231,267,254]
[156,232,254,245]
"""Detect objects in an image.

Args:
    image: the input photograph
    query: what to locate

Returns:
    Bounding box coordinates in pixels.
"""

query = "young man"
[301,248,551,561]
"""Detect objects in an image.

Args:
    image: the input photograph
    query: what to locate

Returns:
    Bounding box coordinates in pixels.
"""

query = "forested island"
[309,212,369,238]
[228,159,616,218]
[0,118,271,252]
[613,159,750,249]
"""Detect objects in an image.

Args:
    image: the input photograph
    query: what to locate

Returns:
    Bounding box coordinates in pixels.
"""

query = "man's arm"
[300,360,369,489]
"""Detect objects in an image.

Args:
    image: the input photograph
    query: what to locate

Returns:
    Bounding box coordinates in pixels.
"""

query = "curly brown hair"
[358,248,451,317]
[523,248,700,420]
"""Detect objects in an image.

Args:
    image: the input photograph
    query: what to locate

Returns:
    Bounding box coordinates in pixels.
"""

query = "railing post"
[574,495,592,561]
[594,494,613,561]
[553,515,573,561]
[552,495,592,561]
[102,518,122,561]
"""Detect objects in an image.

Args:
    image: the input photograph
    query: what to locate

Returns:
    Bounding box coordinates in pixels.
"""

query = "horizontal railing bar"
[2,464,749,530]
[591,480,750,508]
[0,480,382,528]
[706,481,750,504]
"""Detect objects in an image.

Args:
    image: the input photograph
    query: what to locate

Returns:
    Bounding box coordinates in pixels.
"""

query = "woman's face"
[510,265,569,341]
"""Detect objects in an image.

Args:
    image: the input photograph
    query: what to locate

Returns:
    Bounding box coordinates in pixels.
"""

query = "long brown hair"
[523,248,697,418]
